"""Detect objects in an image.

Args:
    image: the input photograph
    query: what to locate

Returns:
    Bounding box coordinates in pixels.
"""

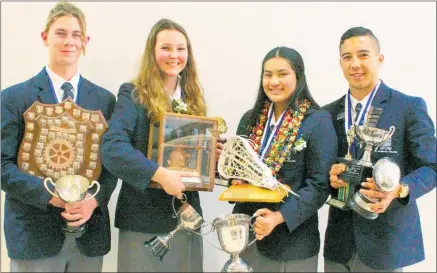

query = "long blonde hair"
[132,19,207,117]
[44,2,87,55]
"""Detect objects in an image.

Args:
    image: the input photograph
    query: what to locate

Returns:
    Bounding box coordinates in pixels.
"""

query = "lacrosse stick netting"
[217,136,299,197]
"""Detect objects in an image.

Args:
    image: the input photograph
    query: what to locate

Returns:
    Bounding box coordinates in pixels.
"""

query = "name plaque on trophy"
[218,184,291,203]
[147,112,219,191]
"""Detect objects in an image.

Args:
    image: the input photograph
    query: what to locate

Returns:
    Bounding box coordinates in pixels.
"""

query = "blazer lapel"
[336,95,347,147]
[36,68,57,104]
[369,81,390,112]
[356,81,391,160]
[77,77,99,111]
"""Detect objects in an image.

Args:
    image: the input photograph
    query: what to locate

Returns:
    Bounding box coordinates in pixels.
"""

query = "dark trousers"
[324,253,403,272]
[10,234,103,272]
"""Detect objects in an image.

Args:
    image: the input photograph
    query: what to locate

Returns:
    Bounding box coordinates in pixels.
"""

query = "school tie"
[61,82,74,101]
[353,103,363,158]
[354,102,363,122]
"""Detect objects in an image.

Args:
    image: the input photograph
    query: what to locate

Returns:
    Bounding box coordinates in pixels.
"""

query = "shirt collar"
[349,90,372,112]
[45,65,80,99]
[269,103,285,128]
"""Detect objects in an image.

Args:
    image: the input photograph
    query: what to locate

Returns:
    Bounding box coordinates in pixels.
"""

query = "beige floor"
[1,186,436,272]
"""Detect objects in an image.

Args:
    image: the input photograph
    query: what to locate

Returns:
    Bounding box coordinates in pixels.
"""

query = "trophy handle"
[84,180,100,200]
[247,215,258,247]
[43,177,59,198]
[377,126,396,149]
[200,222,226,252]
[171,193,188,218]
[199,221,214,236]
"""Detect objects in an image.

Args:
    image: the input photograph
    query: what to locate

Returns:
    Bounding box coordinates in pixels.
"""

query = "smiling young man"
[323,26,436,272]
[1,2,117,272]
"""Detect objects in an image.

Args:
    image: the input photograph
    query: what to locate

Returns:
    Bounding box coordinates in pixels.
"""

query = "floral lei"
[249,99,311,177]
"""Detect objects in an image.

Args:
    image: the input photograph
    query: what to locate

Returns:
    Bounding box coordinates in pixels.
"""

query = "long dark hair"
[247,46,319,133]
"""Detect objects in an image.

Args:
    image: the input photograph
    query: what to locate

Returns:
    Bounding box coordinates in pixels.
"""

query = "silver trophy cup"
[144,201,204,261]
[349,157,401,220]
[44,175,100,234]
[345,107,398,219]
[144,197,257,272]
[354,123,396,168]
[327,107,396,211]
[212,214,256,272]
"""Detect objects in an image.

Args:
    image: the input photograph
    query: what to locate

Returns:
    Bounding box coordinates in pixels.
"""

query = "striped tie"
[61,82,74,101]
[353,103,363,158]
[354,103,362,122]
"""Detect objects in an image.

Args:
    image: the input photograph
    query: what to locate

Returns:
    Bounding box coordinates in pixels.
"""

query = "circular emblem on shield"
[17,98,108,182]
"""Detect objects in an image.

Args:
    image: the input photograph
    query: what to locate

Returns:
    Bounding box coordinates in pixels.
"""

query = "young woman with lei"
[231,47,338,272]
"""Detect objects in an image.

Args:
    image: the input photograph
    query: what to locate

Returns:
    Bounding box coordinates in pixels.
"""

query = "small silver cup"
[144,200,204,261]
[44,175,100,234]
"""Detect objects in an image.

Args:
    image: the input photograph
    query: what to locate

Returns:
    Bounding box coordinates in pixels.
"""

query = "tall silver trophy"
[327,107,397,215]
[44,175,100,233]
[144,198,256,272]
[345,107,399,219]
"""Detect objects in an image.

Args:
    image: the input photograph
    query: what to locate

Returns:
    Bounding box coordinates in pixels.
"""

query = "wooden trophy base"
[218,184,291,203]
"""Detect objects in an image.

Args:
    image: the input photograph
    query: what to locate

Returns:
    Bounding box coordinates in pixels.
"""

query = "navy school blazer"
[323,81,436,270]
[100,82,202,234]
[232,107,338,261]
[1,68,118,259]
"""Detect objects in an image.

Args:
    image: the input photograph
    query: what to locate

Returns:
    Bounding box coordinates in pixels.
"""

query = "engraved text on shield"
[17,98,108,182]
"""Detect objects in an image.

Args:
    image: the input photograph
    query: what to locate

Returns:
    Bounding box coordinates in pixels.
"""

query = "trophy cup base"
[61,223,87,235]
[222,257,253,272]
[348,192,379,220]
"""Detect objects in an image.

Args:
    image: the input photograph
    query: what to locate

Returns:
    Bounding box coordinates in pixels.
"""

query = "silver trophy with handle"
[144,195,257,272]
[44,174,100,234]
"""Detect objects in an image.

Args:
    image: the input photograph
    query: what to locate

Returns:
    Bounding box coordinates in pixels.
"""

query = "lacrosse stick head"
[217,136,279,191]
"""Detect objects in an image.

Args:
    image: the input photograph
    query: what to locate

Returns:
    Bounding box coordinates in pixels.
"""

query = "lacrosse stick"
[218,136,299,197]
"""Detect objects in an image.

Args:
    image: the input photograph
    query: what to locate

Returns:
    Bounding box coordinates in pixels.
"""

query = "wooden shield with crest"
[17,98,108,182]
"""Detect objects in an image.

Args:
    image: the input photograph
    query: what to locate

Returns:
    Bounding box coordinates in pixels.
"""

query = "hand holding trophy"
[147,113,219,191]
[17,99,108,233]
[349,157,401,219]
[327,107,400,219]
[44,175,100,233]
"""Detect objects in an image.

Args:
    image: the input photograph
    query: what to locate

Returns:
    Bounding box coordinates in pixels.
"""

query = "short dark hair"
[339,26,380,52]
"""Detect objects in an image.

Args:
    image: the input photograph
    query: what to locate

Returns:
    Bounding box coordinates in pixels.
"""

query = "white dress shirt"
[350,91,373,123]
[45,66,80,103]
